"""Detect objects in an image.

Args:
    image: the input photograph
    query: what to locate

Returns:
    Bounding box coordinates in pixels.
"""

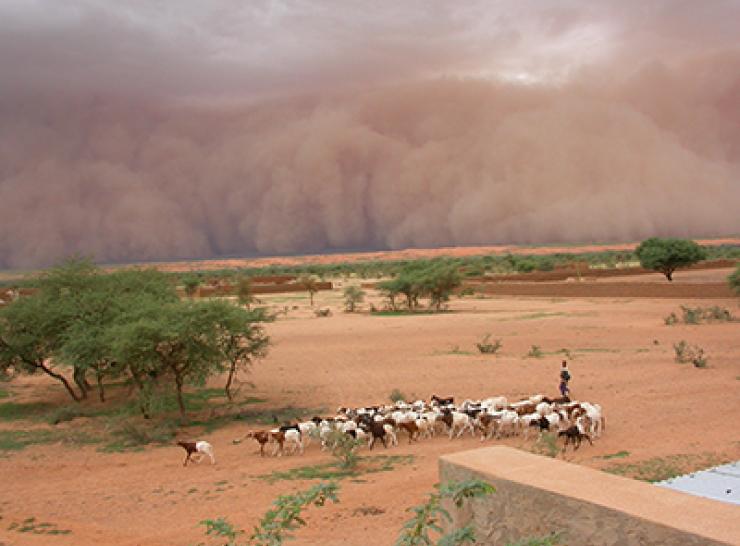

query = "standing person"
[559,360,571,397]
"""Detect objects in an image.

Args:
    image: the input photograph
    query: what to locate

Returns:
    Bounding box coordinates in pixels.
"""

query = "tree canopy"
[0,258,270,416]
[634,238,706,281]
[377,261,461,311]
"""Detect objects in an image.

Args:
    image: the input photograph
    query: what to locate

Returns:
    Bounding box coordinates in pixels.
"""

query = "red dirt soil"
[1,266,739,546]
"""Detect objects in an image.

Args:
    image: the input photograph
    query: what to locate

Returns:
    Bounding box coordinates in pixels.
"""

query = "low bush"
[666,305,735,325]
[389,388,407,403]
[527,345,544,359]
[673,340,708,368]
[476,334,502,354]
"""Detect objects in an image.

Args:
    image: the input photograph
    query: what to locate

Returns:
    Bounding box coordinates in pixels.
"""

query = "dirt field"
[1,267,739,546]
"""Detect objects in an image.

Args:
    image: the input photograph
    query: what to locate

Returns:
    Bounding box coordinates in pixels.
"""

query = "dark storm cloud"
[0,1,738,268]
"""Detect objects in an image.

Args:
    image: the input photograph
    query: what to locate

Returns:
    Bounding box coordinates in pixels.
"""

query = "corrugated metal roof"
[657,461,740,506]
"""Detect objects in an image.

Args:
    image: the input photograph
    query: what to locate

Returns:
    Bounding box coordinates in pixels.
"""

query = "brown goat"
[239,430,285,456]
[398,421,419,443]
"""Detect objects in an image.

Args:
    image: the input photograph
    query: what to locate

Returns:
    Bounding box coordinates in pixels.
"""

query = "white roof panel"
[657,461,740,506]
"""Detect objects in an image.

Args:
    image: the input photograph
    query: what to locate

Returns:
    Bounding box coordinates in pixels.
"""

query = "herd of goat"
[178,393,605,465]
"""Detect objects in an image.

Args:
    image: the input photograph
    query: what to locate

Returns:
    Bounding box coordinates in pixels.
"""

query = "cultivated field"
[1,266,739,546]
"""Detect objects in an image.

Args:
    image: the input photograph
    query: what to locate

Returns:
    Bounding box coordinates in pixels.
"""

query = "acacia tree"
[0,257,106,401]
[206,301,270,401]
[108,300,224,418]
[108,299,271,417]
[343,286,365,312]
[297,275,319,306]
[0,292,83,401]
[420,264,462,311]
[57,268,178,402]
[635,238,706,281]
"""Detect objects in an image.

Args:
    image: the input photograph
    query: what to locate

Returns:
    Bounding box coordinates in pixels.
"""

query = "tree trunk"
[224,361,237,401]
[175,375,186,417]
[96,371,105,403]
[73,366,89,399]
[38,361,82,402]
[129,371,151,419]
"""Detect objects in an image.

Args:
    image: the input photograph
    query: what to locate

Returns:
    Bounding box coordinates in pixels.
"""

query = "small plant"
[198,482,339,546]
[527,345,544,359]
[396,479,495,546]
[673,340,708,368]
[389,388,407,403]
[663,312,679,326]
[7,517,71,535]
[476,334,502,355]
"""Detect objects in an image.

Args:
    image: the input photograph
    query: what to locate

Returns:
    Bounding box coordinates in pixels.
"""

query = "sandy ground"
[1,269,739,546]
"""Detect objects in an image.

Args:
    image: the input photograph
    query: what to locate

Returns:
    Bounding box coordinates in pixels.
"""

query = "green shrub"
[527,345,544,358]
[326,428,363,470]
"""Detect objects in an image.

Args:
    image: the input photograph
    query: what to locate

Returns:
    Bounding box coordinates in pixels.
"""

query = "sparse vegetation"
[527,345,544,358]
[475,334,502,355]
[0,429,100,452]
[664,305,734,325]
[7,517,71,536]
[198,482,340,546]
[605,453,726,482]
[260,455,414,483]
[673,340,708,368]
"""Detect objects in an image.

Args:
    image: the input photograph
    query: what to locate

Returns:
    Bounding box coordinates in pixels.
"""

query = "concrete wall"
[439,447,740,546]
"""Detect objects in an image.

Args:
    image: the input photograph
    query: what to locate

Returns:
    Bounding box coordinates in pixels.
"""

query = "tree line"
[0,259,270,418]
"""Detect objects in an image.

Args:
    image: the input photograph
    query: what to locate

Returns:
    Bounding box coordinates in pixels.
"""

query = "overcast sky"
[1,1,739,267]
